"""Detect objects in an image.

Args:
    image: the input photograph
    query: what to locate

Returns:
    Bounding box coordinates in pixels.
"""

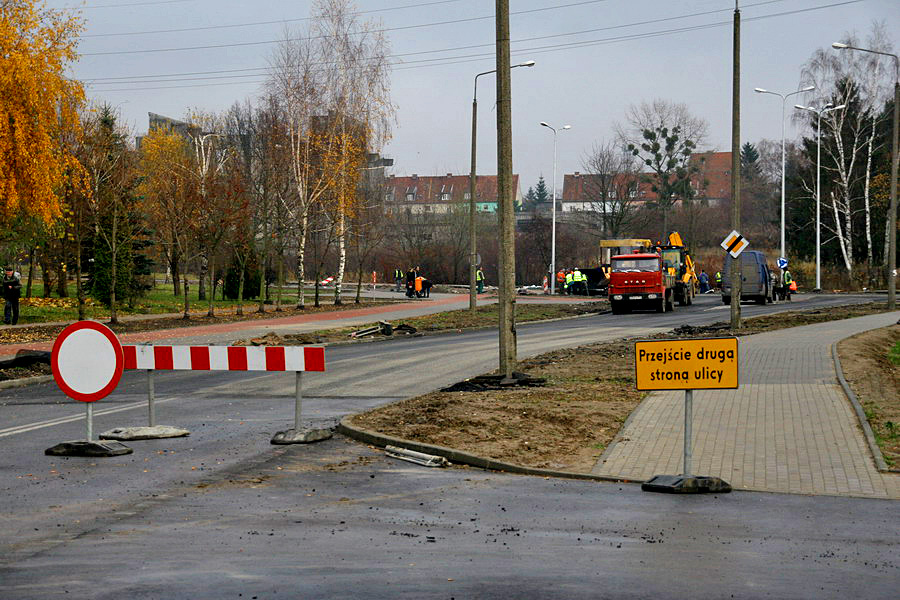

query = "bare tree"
[578,140,643,238]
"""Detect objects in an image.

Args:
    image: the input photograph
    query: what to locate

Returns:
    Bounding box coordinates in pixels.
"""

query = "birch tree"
[797,24,895,272]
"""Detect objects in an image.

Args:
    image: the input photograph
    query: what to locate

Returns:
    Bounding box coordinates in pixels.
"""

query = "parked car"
[721,250,775,305]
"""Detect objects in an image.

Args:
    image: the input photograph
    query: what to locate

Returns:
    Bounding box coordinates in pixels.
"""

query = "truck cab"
[608,253,676,314]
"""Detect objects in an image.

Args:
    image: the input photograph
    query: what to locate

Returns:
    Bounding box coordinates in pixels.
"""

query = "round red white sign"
[51,321,124,403]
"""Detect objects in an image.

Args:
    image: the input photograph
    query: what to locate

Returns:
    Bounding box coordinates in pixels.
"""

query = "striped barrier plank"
[123,345,325,372]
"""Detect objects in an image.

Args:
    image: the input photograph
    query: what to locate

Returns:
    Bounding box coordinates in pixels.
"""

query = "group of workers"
[556,268,589,295]
[393,267,435,298]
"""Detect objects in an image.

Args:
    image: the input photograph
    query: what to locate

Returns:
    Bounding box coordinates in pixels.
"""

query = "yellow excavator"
[656,231,699,306]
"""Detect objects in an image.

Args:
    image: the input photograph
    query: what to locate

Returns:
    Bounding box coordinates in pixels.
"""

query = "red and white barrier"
[123,345,325,372]
[320,276,334,286]
[105,345,328,445]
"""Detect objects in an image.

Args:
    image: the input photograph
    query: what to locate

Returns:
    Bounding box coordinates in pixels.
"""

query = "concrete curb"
[337,415,642,485]
[0,374,53,390]
[831,343,897,473]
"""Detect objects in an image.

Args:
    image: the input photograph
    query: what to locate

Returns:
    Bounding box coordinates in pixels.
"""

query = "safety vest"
[395,269,403,279]
[476,269,484,281]
[573,270,583,282]
[715,271,722,283]
[783,271,793,284]
[565,272,574,285]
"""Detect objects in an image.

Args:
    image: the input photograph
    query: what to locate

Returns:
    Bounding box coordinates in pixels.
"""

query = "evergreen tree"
[741,142,761,179]
[534,175,550,204]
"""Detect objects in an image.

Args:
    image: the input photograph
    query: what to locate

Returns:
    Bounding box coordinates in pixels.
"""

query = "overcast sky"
[54,0,898,193]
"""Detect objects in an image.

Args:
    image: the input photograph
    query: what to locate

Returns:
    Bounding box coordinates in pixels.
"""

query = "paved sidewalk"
[593,311,900,499]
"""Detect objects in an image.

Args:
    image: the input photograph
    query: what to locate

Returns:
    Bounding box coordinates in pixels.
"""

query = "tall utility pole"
[469,61,534,312]
[496,0,516,378]
[730,1,742,329]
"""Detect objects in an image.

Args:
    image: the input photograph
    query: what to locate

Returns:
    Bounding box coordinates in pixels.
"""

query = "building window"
[464,192,471,200]
[406,193,415,202]
[441,192,450,202]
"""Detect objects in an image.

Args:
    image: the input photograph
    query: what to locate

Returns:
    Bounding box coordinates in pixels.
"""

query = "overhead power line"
[89,1,864,92]
[79,0,613,56]
[82,0,469,37]
[85,0,856,88]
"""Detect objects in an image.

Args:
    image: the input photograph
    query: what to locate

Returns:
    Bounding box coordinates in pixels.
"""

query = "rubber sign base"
[44,440,133,457]
[100,426,190,441]
[641,474,732,494]
[271,428,333,445]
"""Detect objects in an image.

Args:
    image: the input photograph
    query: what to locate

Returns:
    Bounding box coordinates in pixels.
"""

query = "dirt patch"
[351,301,893,473]
[0,361,51,382]
[838,324,900,466]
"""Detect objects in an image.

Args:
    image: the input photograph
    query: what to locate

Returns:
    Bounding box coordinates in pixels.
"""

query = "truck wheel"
[665,292,675,312]
[656,296,665,313]
[756,294,766,305]
[686,288,693,306]
[722,296,731,305]
[611,301,627,315]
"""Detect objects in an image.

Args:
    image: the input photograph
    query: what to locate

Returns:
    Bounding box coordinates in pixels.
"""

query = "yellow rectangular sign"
[634,337,739,390]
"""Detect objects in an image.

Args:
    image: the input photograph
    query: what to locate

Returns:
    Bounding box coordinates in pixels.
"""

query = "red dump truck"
[607,252,676,314]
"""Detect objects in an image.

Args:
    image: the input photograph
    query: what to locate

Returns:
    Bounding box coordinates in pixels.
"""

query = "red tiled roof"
[385,173,520,204]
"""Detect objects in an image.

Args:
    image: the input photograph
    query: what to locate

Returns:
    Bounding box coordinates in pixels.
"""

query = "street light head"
[518,60,536,67]
[539,121,550,128]
[830,104,847,111]
[754,87,767,93]
[832,42,849,49]
[562,125,572,130]
[800,85,816,92]
[794,104,809,110]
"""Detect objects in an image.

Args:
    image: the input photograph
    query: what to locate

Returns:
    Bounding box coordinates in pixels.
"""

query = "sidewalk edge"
[337,416,642,485]
[0,375,53,390]
[831,343,895,473]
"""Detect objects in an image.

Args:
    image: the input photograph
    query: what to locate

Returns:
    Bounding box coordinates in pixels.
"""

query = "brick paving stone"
[593,311,900,498]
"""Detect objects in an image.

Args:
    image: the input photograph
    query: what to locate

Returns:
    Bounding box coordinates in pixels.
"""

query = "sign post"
[634,337,738,494]
[45,321,132,457]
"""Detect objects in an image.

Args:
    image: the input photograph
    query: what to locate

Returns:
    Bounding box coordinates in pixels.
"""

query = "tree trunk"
[56,262,68,297]
[296,214,308,310]
[864,116,875,265]
[40,251,52,297]
[25,246,35,298]
[275,256,283,311]
[198,254,207,301]
[109,215,118,324]
[182,275,190,319]
[170,250,181,296]
[207,257,215,317]
[334,211,346,306]
[831,191,853,272]
[236,259,245,316]
[75,222,85,321]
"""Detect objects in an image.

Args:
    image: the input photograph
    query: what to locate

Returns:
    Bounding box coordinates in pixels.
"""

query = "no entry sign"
[51,321,124,402]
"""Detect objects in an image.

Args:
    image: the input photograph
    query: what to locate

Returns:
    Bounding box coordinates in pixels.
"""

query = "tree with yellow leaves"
[0,0,85,225]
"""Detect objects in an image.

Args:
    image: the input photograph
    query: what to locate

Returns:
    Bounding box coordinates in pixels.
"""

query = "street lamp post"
[754,85,815,262]
[832,42,899,309]
[469,60,535,311]
[539,121,571,295]
[795,103,845,291]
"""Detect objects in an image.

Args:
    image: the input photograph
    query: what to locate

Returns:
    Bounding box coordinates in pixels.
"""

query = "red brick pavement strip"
[0,295,480,359]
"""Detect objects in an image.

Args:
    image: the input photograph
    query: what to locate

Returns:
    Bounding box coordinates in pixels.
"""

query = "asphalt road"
[1,293,895,599]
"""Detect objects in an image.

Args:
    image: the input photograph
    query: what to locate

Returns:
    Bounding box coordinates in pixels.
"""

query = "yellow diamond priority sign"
[720,230,749,258]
